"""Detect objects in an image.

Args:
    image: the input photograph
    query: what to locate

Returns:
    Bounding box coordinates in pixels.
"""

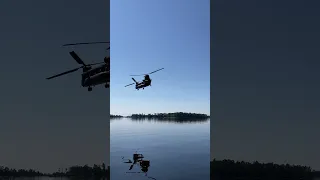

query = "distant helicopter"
[122,152,156,179]
[46,42,110,92]
[125,68,164,90]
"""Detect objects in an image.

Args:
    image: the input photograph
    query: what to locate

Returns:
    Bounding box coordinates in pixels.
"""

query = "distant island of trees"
[130,112,209,120]
[111,112,209,120]
[211,159,320,180]
[110,114,123,118]
[0,164,109,179]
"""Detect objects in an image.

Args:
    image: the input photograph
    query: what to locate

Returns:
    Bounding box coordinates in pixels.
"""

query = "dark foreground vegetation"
[211,159,320,180]
[0,164,109,179]
[130,112,209,120]
[0,167,43,177]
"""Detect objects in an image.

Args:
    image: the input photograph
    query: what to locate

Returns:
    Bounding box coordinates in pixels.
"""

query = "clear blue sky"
[110,0,210,116]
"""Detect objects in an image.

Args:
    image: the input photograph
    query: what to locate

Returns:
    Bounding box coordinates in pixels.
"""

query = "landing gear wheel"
[88,87,92,91]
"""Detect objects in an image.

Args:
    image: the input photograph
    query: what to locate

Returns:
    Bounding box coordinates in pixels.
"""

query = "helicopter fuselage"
[81,64,109,87]
[132,74,151,90]
[136,78,151,90]
[135,80,151,90]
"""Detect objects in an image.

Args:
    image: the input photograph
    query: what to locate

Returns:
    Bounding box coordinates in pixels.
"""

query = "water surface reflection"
[111,117,210,180]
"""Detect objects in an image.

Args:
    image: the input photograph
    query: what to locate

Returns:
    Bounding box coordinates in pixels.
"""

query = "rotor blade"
[148,68,164,75]
[130,68,164,76]
[130,74,144,76]
[69,51,85,65]
[131,78,137,83]
[123,159,132,163]
[62,42,110,46]
[125,83,135,87]
[46,67,82,80]
[87,62,105,66]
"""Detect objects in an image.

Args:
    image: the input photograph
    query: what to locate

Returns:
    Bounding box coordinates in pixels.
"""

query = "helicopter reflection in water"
[122,152,156,179]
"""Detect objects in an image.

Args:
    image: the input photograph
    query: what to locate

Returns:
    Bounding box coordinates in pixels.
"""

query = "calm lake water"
[110,117,210,180]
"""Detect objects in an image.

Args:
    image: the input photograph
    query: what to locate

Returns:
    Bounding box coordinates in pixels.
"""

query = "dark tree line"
[0,166,43,177]
[0,164,110,179]
[131,117,208,124]
[130,112,209,120]
[51,163,109,179]
[110,114,123,118]
[211,159,319,180]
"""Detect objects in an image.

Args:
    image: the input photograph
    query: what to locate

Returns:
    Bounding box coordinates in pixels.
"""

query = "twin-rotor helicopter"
[46,42,164,92]
[46,42,110,91]
[124,68,164,90]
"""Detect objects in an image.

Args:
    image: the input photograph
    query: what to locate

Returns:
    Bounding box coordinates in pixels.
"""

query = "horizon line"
[111,112,211,116]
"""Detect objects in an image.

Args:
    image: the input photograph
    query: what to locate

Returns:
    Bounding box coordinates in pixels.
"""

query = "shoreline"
[111,112,210,120]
